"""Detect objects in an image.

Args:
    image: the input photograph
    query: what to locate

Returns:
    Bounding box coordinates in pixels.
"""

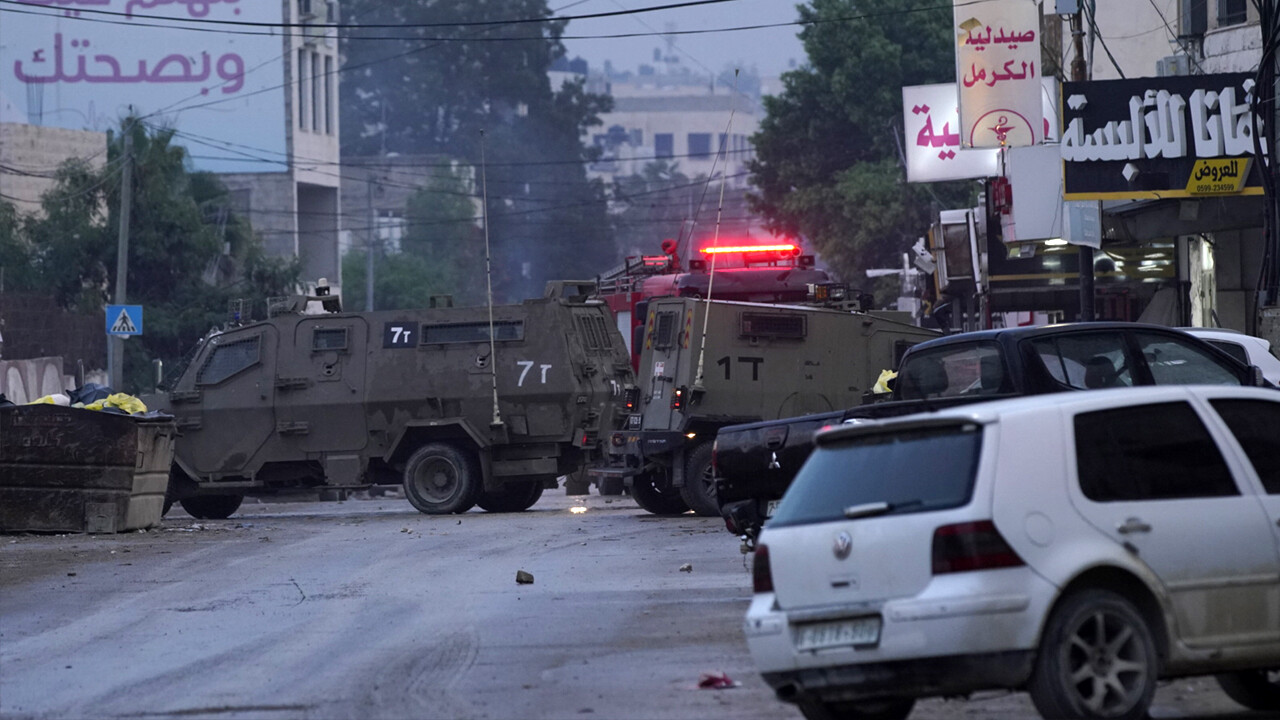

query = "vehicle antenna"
[480,129,503,428]
[692,69,740,392]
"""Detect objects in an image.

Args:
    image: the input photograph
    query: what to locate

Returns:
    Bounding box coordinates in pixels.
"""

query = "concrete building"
[576,58,760,190]
[219,0,342,291]
[0,123,107,217]
[337,156,479,259]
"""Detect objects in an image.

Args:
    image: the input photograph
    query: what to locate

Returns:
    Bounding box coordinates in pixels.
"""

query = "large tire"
[630,468,689,515]
[1216,668,1280,711]
[1028,589,1157,720]
[179,494,244,520]
[797,698,914,720]
[402,442,480,514]
[678,443,719,517]
[476,482,544,513]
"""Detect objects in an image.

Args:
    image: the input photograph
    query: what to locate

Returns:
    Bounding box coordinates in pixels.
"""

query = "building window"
[324,56,333,134]
[311,52,321,132]
[1217,0,1247,25]
[297,49,308,130]
[688,133,712,158]
[655,133,673,158]
[630,128,643,145]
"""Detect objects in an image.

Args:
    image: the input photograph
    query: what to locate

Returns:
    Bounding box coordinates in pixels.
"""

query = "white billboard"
[953,0,1043,148]
[0,0,287,173]
[903,80,1059,183]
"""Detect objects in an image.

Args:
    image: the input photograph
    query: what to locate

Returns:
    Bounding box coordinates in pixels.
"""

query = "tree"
[340,1,616,300]
[749,0,974,297]
[15,120,297,392]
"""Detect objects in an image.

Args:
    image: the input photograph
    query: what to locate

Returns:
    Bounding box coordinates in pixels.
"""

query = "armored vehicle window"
[1074,401,1237,501]
[653,312,677,349]
[740,312,806,339]
[196,336,261,385]
[312,328,348,351]
[576,314,613,350]
[423,321,524,344]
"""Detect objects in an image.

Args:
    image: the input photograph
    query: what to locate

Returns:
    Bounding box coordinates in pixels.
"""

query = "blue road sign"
[106,305,143,336]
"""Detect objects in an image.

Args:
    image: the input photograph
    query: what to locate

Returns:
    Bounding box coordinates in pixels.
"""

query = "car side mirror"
[1248,365,1270,387]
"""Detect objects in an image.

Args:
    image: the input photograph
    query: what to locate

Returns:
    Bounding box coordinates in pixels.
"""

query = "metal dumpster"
[0,404,176,533]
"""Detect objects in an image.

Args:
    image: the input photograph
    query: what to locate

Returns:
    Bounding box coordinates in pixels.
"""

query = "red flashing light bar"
[700,244,798,255]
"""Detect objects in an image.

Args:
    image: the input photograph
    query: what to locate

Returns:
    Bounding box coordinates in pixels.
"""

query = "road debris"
[516,570,534,584]
[697,672,738,689]
[679,563,692,573]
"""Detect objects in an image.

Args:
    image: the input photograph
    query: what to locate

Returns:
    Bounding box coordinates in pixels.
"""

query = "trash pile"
[0,382,165,417]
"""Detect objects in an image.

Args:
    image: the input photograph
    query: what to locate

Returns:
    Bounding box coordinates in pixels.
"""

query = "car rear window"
[896,343,1009,399]
[767,424,983,528]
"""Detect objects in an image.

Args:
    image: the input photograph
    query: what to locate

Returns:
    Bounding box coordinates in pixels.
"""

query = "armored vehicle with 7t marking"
[156,281,634,519]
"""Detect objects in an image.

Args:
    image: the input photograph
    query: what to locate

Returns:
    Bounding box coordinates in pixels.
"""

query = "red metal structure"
[595,239,836,370]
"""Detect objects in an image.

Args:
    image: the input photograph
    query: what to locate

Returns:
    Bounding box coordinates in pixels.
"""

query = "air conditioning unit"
[1156,54,1191,77]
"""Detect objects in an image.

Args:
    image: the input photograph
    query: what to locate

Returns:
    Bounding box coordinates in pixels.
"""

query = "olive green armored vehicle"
[158,282,634,519]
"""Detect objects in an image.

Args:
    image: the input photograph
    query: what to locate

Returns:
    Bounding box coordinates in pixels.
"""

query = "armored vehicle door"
[273,316,370,457]
[180,326,278,478]
[638,299,692,431]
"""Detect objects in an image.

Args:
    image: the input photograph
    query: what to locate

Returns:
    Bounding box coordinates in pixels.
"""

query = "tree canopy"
[340,0,616,301]
[749,0,974,295]
[0,120,297,392]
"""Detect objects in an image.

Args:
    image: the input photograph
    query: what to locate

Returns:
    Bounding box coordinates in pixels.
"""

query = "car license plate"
[795,616,881,651]
[765,500,780,517]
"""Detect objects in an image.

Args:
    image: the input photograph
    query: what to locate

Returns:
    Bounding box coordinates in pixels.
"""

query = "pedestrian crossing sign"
[106,305,143,336]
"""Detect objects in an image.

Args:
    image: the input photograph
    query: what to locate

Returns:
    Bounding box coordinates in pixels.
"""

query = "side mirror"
[1249,365,1270,387]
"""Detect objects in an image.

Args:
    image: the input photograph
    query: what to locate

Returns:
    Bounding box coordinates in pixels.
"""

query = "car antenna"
[692,68,740,394]
[480,129,503,429]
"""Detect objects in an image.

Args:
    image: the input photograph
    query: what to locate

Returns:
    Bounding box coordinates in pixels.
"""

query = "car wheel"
[476,482,544,512]
[678,443,719,517]
[1029,589,1157,720]
[402,442,479,514]
[796,697,915,720]
[630,468,689,515]
[179,494,244,520]
[1215,668,1280,711]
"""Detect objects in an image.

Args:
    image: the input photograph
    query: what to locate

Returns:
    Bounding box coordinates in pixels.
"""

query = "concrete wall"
[297,183,339,285]
[0,124,108,217]
[218,172,299,259]
[0,357,67,404]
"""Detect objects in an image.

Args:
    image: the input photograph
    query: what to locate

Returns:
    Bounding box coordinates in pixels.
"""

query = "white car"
[744,386,1280,720]
[1183,327,1280,386]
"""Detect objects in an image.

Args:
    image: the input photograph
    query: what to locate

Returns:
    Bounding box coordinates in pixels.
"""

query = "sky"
[557,0,808,79]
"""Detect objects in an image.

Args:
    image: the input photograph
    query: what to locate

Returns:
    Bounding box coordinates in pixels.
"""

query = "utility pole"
[109,130,133,390]
[365,171,375,312]
[1071,9,1095,322]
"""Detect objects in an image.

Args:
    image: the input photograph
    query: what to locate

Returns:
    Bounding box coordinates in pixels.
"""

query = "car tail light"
[752,544,774,593]
[671,386,687,411]
[931,520,1024,574]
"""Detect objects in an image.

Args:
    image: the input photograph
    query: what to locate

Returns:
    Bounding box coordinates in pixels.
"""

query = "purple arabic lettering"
[216,53,244,93]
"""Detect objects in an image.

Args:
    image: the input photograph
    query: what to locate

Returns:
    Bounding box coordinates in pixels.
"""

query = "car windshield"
[768,423,983,528]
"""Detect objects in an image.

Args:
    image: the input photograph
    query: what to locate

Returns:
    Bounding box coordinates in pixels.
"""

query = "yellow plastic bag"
[873,369,898,394]
[83,393,148,415]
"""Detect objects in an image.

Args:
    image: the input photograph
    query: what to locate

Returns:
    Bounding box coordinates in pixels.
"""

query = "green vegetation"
[749,0,975,295]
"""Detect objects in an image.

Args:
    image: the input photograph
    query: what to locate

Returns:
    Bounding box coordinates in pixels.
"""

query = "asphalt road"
[0,491,1270,720]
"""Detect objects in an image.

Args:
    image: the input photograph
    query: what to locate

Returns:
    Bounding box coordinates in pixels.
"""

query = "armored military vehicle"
[157,281,634,519]
[592,297,938,516]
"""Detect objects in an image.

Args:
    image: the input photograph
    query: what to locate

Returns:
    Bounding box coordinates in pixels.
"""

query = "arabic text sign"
[0,0,286,173]
[1062,74,1267,199]
[954,0,1043,149]
[903,80,1059,183]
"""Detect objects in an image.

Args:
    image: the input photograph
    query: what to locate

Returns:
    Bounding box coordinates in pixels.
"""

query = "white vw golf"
[744,386,1280,720]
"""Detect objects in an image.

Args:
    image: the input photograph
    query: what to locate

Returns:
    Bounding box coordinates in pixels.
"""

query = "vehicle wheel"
[630,468,689,515]
[796,697,915,720]
[402,442,480,514]
[179,494,244,520]
[678,443,719,517]
[476,482,544,512]
[1215,668,1280,711]
[598,476,625,496]
[1028,589,1157,720]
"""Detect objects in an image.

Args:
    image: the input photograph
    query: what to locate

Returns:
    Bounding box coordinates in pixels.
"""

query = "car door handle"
[1117,517,1152,535]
